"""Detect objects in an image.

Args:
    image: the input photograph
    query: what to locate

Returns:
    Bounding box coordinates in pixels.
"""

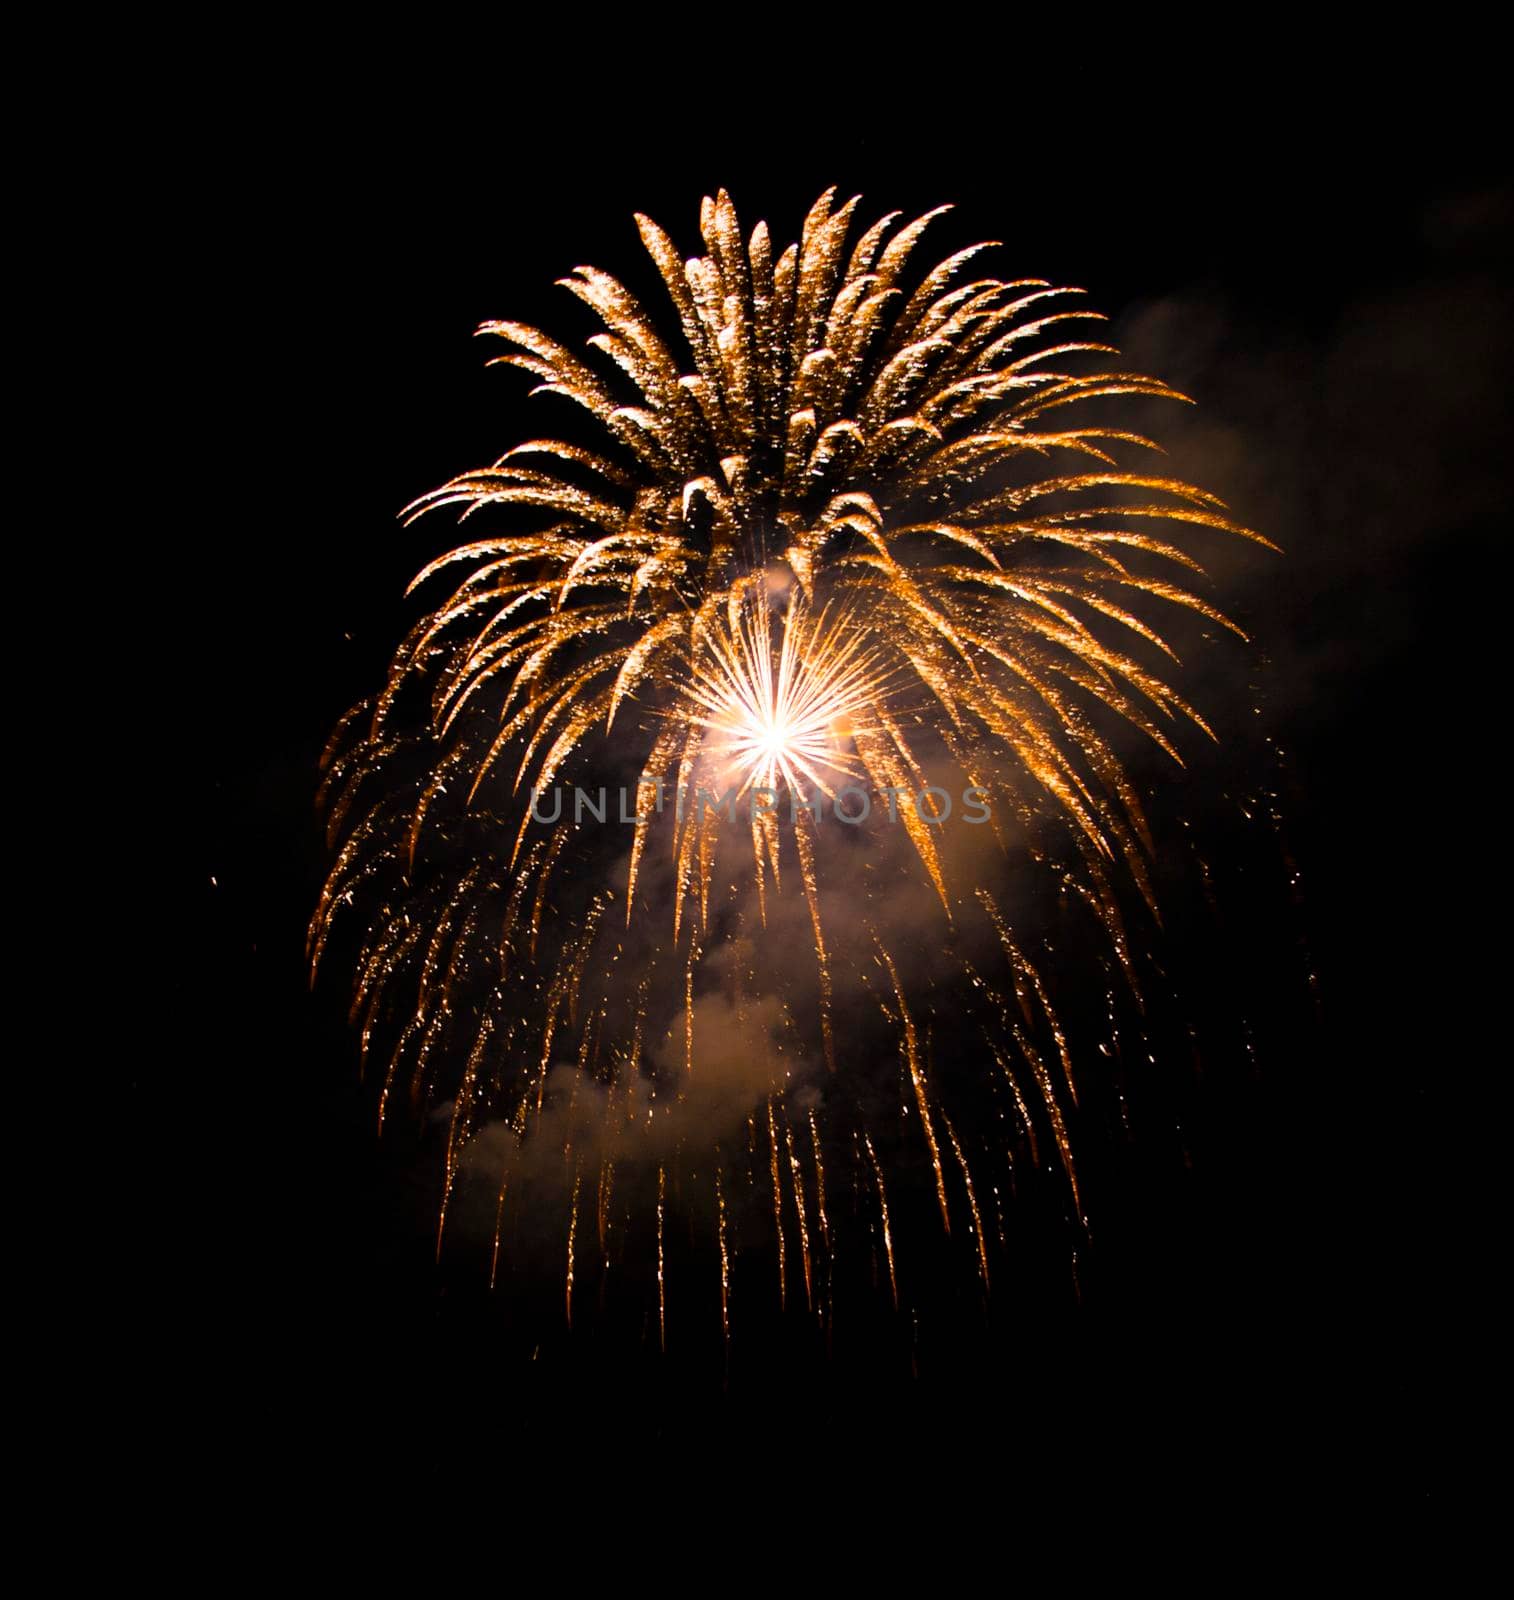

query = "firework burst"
[311,188,1272,1349]
[684,594,881,800]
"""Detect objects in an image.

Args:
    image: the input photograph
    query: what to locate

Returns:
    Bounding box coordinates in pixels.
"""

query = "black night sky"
[126,58,1506,1503]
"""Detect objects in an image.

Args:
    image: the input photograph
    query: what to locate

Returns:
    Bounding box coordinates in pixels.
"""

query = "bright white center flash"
[685,597,881,799]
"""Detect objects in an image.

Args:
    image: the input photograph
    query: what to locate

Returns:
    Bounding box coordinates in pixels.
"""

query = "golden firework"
[311,188,1271,1344]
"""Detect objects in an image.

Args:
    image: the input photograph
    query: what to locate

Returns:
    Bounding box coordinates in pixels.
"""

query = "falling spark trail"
[657,1164,667,1354]
[767,1100,787,1311]
[943,1111,990,1290]
[877,941,950,1233]
[490,1175,509,1290]
[597,1157,614,1258]
[864,1132,899,1311]
[566,1163,581,1327]
[716,1166,731,1349]
[809,1108,830,1251]
[786,1126,814,1312]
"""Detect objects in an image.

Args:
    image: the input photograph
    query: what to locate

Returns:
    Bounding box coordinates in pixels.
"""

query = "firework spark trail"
[876,940,950,1233]
[566,1162,581,1327]
[864,1132,899,1311]
[657,1163,667,1353]
[786,1124,814,1312]
[943,1111,990,1290]
[767,1099,787,1311]
[793,807,835,1072]
[490,1173,509,1290]
[596,1157,614,1260]
[978,887,1078,1105]
[809,1108,830,1252]
[312,186,1268,1348]
[716,1166,731,1349]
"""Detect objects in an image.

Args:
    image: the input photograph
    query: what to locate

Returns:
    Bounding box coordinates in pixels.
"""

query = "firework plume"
[311,188,1272,1349]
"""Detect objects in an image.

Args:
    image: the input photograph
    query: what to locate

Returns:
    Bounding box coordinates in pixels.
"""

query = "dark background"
[125,61,1507,1496]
